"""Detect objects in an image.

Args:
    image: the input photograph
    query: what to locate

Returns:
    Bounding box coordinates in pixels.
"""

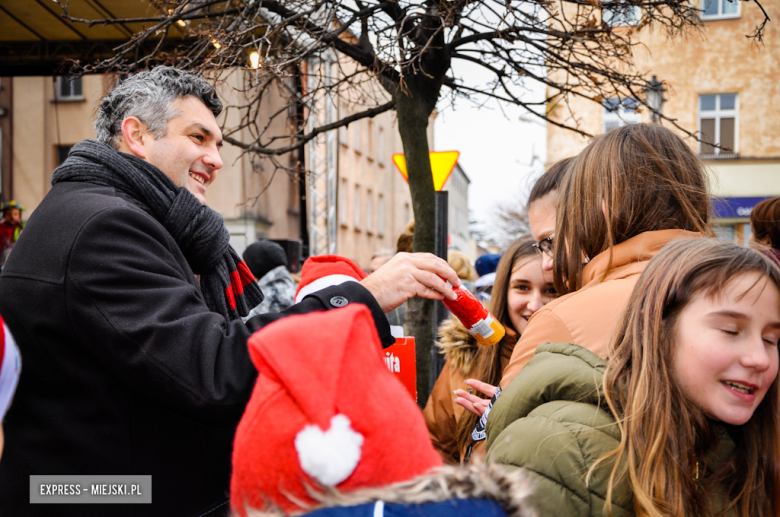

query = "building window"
[378,195,385,237]
[57,145,73,165]
[378,127,385,166]
[701,0,739,19]
[602,98,640,133]
[354,185,361,230]
[602,2,641,26]
[715,223,752,246]
[714,224,736,243]
[368,120,374,159]
[698,93,737,157]
[742,222,753,246]
[339,104,348,146]
[366,190,373,234]
[289,171,300,212]
[339,178,348,226]
[56,76,83,101]
[355,119,361,154]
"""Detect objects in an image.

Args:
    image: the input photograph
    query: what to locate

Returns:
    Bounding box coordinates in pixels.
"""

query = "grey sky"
[434,60,548,237]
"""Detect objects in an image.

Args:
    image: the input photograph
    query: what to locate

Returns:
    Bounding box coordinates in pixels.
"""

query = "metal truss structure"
[306,52,338,256]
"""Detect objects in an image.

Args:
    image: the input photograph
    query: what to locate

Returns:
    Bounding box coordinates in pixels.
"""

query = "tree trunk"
[395,83,437,408]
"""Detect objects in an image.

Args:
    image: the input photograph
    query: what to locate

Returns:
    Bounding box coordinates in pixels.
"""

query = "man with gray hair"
[0,67,459,517]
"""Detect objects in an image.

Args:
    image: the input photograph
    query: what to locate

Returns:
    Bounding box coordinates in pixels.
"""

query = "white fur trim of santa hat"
[295,275,359,304]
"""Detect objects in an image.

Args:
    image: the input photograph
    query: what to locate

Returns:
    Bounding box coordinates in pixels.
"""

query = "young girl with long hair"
[486,238,780,516]
[501,123,714,387]
[423,236,557,464]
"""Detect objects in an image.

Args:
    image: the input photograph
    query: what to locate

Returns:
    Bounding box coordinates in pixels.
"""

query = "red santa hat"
[230,304,442,516]
[0,315,21,422]
[294,255,367,303]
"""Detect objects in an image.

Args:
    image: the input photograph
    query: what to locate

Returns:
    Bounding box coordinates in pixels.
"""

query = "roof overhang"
[0,0,191,76]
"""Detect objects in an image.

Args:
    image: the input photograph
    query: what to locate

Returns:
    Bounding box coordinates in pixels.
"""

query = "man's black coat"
[0,181,392,517]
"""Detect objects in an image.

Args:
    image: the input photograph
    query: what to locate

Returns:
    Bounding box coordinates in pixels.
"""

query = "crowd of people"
[1,67,780,517]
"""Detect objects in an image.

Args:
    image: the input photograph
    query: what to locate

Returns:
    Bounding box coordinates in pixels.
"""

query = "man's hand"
[454,379,498,417]
[359,252,460,313]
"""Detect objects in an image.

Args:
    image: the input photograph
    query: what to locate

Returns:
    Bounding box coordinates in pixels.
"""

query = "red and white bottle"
[442,285,505,346]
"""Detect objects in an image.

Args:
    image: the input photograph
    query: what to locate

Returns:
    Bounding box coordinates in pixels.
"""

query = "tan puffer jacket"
[423,316,514,464]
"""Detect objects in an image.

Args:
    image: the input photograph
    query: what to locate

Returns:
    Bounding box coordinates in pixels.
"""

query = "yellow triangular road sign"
[392,151,460,191]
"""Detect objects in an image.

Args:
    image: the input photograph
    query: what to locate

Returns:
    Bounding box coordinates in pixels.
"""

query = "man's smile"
[189,171,209,185]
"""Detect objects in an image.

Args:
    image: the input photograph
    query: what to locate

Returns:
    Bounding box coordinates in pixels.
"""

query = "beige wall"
[12,75,106,216]
[207,70,301,251]
[332,55,419,269]
[336,107,414,268]
[547,0,780,178]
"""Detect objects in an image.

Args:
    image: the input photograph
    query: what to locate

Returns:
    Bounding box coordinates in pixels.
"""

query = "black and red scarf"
[51,140,263,321]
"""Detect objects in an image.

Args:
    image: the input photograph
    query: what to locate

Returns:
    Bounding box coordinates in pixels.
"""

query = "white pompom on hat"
[230,304,442,516]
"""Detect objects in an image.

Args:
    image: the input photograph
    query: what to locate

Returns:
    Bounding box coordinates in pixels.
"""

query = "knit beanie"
[0,316,21,422]
[475,254,501,277]
[295,255,367,303]
[230,305,442,516]
[242,241,288,280]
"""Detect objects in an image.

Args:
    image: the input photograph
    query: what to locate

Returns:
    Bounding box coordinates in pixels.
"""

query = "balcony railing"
[700,153,739,160]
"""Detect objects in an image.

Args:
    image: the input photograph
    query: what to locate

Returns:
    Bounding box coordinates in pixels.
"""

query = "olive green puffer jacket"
[485,342,739,517]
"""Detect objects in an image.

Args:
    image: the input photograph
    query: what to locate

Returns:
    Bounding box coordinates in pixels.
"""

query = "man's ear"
[120,116,149,159]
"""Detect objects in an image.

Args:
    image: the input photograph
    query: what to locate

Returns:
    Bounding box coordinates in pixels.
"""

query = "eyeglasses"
[532,235,554,258]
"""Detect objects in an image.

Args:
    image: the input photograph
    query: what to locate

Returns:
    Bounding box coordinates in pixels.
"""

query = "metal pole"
[429,190,449,395]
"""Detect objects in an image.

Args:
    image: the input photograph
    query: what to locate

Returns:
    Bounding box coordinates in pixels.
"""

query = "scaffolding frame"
[306,52,338,256]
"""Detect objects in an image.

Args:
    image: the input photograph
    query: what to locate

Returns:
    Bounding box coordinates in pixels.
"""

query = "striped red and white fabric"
[0,315,21,422]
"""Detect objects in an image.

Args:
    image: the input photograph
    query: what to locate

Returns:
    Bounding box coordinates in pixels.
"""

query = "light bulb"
[249,51,260,69]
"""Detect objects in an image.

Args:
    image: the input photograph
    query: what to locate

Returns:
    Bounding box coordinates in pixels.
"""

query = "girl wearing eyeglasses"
[500,124,713,387]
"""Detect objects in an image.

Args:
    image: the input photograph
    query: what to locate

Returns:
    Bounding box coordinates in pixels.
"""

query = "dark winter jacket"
[0,180,392,517]
[268,463,537,517]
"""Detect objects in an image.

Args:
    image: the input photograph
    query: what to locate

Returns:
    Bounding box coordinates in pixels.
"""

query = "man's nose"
[204,145,223,172]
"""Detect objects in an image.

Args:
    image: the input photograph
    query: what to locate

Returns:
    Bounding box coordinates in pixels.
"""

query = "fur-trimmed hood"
[435,316,479,375]
[436,316,517,376]
[241,463,537,517]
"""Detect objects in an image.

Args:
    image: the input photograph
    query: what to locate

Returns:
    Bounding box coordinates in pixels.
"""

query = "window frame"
[339,178,348,227]
[57,145,73,166]
[55,76,84,102]
[367,120,374,160]
[700,0,741,20]
[366,190,373,234]
[378,127,385,166]
[354,184,361,231]
[339,104,348,147]
[601,97,641,134]
[697,92,739,157]
[601,2,642,27]
[378,194,385,237]
[354,119,361,154]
